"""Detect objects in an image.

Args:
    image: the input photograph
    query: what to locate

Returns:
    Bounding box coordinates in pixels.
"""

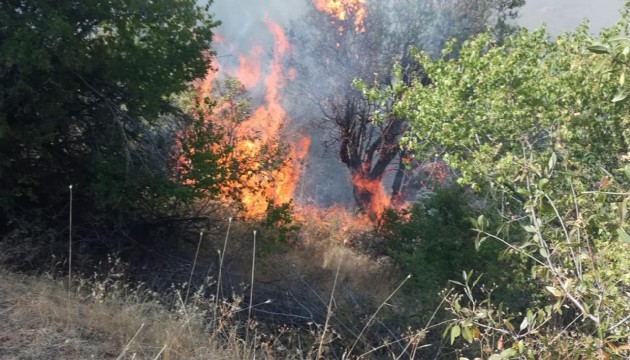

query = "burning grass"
[261,205,401,303]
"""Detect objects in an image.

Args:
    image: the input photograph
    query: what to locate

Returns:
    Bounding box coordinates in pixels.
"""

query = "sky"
[210,0,625,36]
[518,0,624,35]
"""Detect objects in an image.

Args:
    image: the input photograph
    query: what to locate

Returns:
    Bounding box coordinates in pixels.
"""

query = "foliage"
[381,186,529,324]
[175,77,252,204]
[383,13,630,359]
[0,0,219,250]
[256,201,301,257]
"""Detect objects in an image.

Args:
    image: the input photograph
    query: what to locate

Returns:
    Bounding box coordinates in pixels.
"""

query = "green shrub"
[382,186,530,322]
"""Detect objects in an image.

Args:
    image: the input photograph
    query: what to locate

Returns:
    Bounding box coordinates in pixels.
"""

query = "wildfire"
[352,174,390,219]
[314,0,367,33]
[192,18,310,218]
[234,46,263,88]
[186,3,401,225]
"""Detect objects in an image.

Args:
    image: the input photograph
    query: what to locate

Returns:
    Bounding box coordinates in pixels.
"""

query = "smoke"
[204,0,523,212]
[211,0,306,50]
[208,0,357,209]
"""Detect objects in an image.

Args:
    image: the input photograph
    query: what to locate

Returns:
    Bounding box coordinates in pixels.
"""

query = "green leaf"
[539,247,548,258]
[450,324,461,344]
[462,325,473,343]
[500,348,518,358]
[624,164,630,181]
[546,286,563,297]
[617,227,630,244]
[612,89,629,102]
[523,225,537,233]
[526,309,534,325]
[475,236,487,251]
[519,316,528,331]
[548,152,557,171]
[442,323,452,339]
[477,214,486,229]
[608,35,630,44]
[587,43,610,54]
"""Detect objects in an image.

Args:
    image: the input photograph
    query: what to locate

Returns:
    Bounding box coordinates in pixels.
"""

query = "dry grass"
[277,205,400,302]
[0,207,413,359]
[0,269,263,360]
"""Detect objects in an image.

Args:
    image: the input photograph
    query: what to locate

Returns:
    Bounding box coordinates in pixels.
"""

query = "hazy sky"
[518,0,623,35]
[211,0,624,37]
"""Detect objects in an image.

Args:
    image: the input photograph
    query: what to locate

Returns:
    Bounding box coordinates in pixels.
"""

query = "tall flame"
[314,0,367,33]
[192,18,310,218]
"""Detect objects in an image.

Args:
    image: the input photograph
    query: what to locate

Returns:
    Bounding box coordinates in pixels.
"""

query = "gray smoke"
[204,0,545,210]
[211,0,306,52]
[208,0,357,208]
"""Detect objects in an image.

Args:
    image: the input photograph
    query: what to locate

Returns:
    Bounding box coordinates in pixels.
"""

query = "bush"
[381,186,530,323]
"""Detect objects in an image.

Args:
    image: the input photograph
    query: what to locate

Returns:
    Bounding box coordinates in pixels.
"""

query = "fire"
[186,4,402,226]
[314,0,367,32]
[191,18,310,218]
[234,46,263,88]
[352,173,390,219]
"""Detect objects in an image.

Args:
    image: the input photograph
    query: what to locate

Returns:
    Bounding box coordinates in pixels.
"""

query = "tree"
[287,0,524,216]
[0,0,219,250]
[386,16,630,358]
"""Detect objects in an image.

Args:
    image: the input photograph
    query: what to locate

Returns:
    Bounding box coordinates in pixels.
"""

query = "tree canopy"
[374,14,630,358]
[0,0,219,249]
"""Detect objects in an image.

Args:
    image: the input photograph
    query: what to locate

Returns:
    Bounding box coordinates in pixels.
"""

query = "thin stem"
[478,230,547,267]
[213,217,232,330]
[248,230,257,324]
[317,258,342,359]
[152,344,167,360]
[68,185,73,290]
[184,230,204,305]
[347,274,412,357]
[543,193,581,275]
[609,313,630,332]
[116,323,145,360]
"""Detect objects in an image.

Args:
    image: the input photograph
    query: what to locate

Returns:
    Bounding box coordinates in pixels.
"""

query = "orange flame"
[314,0,367,33]
[191,17,310,218]
[352,173,390,219]
[234,45,263,88]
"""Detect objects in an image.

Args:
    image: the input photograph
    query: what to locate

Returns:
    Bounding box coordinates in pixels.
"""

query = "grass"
[0,268,262,359]
[0,208,420,359]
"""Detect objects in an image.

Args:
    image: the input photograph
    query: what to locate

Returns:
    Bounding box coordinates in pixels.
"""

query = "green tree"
[382,15,630,359]
[0,1,219,250]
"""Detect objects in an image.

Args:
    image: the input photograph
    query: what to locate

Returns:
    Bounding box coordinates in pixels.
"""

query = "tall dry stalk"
[214,217,232,320]
[184,230,204,304]
[68,184,73,289]
[317,258,342,359]
[245,229,257,342]
[346,274,412,357]
[248,230,257,323]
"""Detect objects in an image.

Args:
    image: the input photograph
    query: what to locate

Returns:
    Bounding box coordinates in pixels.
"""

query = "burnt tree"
[287,0,524,214]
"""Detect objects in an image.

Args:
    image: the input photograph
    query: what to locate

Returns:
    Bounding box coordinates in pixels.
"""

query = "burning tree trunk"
[335,94,407,216]
[286,0,524,217]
